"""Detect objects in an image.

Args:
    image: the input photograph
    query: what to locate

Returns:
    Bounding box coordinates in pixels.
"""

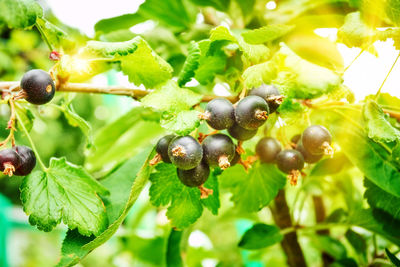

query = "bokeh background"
[0,0,399,266]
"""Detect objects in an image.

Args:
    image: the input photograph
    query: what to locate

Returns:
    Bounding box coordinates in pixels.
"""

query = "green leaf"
[386,0,400,26]
[0,0,42,29]
[166,229,183,267]
[20,158,108,236]
[237,37,270,65]
[310,152,352,177]
[220,163,286,212]
[94,13,145,34]
[200,171,220,215]
[285,32,344,71]
[62,105,92,147]
[58,148,154,266]
[141,81,202,113]
[194,39,228,85]
[364,178,400,221]
[178,41,201,87]
[312,109,400,197]
[242,61,276,89]
[120,38,173,88]
[311,235,347,260]
[188,0,230,11]
[347,208,400,246]
[274,45,342,99]
[150,163,203,228]
[136,0,197,32]
[238,224,283,249]
[363,99,400,143]
[36,18,73,51]
[15,103,34,132]
[80,37,173,88]
[386,248,400,267]
[83,38,140,57]
[337,12,377,48]
[85,107,163,173]
[345,229,367,259]
[210,26,237,43]
[241,24,295,44]
[161,110,201,135]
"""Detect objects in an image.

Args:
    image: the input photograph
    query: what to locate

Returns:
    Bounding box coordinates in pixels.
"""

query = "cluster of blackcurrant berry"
[0,146,36,176]
[151,84,283,190]
[0,69,54,177]
[256,125,333,185]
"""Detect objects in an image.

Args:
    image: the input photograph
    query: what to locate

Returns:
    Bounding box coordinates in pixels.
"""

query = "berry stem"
[14,107,48,171]
[374,51,400,100]
[0,82,239,103]
[343,48,365,73]
[0,98,17,148]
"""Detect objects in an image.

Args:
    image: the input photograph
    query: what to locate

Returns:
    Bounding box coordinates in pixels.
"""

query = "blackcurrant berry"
[228,122,258,141]
[296,141,323,164]
[20,69,56,105]
[203,98,235,130]
[177,161,210,187]
[168,136,203,170]
[256,137,281,163]
[230,151,241,166]
[301,125,332,155]
[276,149,304,174]
[291,134,301,145]
[156,135,176,163]
[0,149,21,176]
[13,145,36,176]
[249,84,282,113]
[202,134,235,169]
[234,96,269,130]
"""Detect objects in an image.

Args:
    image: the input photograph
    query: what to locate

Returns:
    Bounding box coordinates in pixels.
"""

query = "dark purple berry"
[296,141,323,164]
[234,96,269,130]
[203,98,235,130]
[168,136,203,170]
[228,122,258,141]
[276,149,304,174]
[291,134,301,145]
[0,149,21,176]
[202,134,235,169]
[20,69,56,105]
[249,84,282,113]
[302,125,332,155]
[256,137,281,163]
[230,151,241,166]
[177,161,210,187]
[156,135,175,163]
[13,145,36,176]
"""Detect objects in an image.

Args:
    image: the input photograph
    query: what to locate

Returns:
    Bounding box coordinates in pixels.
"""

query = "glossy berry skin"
[20,69,55,105]
[230,151,241,166]
[0,149,21,173]
[202,134,235,168]
[276,149,304,174]
[256,137,281,163]
[156,135,175,163]
[228,122,258,141]
[204,98,235,130]
[302,125,332,155]
[234,96,269,130]
[13,145,36,176]
[291,134,301,145]
[296,141,323,164]
[168,136,203,170]
[249,84,281,113]
[177,161,210,187]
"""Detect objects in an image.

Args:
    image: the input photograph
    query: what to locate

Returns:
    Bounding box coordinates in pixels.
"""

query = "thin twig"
[0,82,239,103]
